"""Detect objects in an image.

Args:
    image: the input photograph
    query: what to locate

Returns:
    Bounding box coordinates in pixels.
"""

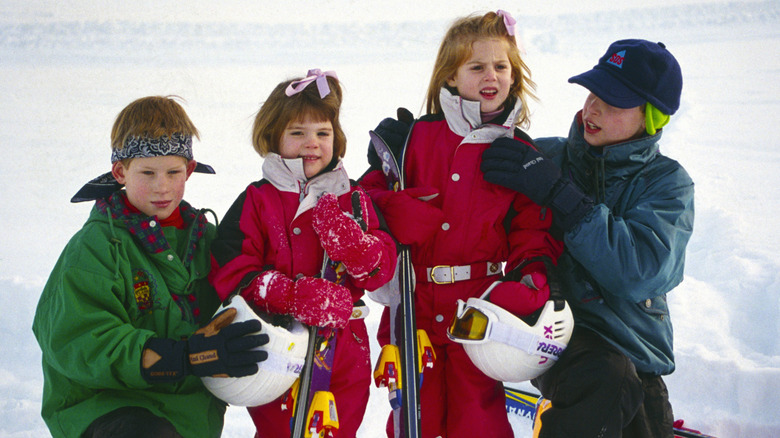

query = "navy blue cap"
[569,39,682,115]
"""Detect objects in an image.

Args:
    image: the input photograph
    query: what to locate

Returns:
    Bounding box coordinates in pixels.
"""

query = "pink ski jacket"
[210,154,397,304]
[361,88,563,344]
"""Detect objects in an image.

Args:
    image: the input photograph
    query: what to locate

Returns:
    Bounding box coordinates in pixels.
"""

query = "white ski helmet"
[201,295,309,406]
[448,283,574,383]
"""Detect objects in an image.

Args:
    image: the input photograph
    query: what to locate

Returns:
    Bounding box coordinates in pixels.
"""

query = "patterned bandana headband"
[72,132,214,203]
[285,69,338,99]
[110,132,193,163]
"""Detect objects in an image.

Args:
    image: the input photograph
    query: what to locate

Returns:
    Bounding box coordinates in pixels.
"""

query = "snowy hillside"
[1,1,778,437]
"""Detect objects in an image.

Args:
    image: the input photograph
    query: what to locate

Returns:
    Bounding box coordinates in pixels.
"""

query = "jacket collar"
[262,153,351,221]
[567,111,662,168]
[94,192,207,262]
[565,111,663,199]
[438,87,520,142]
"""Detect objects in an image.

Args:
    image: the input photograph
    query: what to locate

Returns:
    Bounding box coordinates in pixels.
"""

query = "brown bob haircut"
[251,75,346,159]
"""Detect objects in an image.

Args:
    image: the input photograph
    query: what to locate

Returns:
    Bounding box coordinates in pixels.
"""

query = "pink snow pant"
[378,308,514,438]
[250,319,371,438]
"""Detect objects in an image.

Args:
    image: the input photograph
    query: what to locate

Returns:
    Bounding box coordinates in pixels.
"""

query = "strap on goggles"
[447,303,491,342]
[447,300,567,362]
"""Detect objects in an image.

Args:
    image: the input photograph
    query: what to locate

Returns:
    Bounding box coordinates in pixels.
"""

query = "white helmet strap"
[489,319,567,362]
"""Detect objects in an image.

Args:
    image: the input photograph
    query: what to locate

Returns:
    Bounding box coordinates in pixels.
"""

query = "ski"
[369,130,425,438]
[504,386,717,438]
[288,290,339,438]
[672,420,718,438]
[289,325,319,438]
[288,191,368,438]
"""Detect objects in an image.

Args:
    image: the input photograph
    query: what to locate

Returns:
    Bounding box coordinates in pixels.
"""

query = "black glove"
[481,137,561,205]
[367,107,413,171]
[141,308,269,382]
[481,137,594,232]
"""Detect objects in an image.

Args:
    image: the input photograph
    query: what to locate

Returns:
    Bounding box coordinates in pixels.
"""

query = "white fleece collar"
[261,153,351,221]
[438,87,522,143]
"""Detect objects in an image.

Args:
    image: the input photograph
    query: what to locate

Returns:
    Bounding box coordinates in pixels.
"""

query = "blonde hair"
[110,95,199,151]
[425,11,536,128]
[251,75,346,159]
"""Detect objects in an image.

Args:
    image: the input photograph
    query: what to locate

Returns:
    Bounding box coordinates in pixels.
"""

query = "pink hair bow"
[496,10,516,36]
[285,69,338,98]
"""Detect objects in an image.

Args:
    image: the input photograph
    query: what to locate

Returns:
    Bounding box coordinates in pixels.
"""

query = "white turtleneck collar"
[438,87,522,143]
[261,153,351,221]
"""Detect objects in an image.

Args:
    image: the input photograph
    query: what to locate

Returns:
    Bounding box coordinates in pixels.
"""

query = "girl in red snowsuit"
[210,70,397,438]
[361,11,562,438]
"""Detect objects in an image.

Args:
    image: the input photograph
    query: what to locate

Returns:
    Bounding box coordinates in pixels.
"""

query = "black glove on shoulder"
[141,308,269,382]
[544,178,595,232]
[481,137,594,232]
[481,137,561,205]
[367,107,413,171]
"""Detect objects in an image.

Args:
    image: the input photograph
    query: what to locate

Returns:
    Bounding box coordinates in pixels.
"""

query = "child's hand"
[141,308,269,382]
[481,138,561,205]
[374,186,444,245]
[482,137,594,232]
[187,309,269,377]
[250,270,353,329]
[488,272,550,317]
[313,192,383,279]
[292,277,353,329]
[367,107,414,170]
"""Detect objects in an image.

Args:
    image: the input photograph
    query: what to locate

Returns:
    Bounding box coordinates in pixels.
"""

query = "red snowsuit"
[210,154,397,438]
[361,89,562,438]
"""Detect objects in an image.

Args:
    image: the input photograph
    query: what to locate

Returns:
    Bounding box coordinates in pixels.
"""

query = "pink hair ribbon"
[496,10,516,36]
[285,69,338,98]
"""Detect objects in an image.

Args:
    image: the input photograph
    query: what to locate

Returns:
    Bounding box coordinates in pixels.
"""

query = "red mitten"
[248,271,353,329]
[488,272,550,317]
[291,277,353,329]
[244,271,352,328]
[247,270,296,315]
[373,186,444,245]
[313,192,383,279]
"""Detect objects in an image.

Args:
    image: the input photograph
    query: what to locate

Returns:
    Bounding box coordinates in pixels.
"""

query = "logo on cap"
[607,50,626,68]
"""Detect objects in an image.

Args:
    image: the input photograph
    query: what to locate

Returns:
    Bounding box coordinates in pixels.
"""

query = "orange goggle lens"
[447,306,490,341]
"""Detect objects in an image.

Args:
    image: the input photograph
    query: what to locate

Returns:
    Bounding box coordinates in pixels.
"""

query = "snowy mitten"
[248,270,297,315]
[373,186,444,245]
[250,271,352,328]
[291,277,353,329]
[488,272,550,317]
[313,192,383,279]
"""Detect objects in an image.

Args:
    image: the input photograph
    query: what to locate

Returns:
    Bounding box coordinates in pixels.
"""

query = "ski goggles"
[447,298,567,361]
[447,301,492,342]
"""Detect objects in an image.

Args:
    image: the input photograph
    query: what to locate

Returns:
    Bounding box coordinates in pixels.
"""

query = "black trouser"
[531,327,674,438]
[83,406,183,438]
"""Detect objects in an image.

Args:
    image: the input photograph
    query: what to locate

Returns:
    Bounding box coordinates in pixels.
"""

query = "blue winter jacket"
[535,112,694,375]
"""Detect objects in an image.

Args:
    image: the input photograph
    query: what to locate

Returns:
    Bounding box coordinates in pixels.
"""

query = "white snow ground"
[1,0,778,437]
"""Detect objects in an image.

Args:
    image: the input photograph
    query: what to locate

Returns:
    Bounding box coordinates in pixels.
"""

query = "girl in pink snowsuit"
[361,11,563,438]
[209,70,397,438]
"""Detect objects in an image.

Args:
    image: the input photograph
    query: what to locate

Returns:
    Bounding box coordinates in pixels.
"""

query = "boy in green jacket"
[33,96,268,438]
